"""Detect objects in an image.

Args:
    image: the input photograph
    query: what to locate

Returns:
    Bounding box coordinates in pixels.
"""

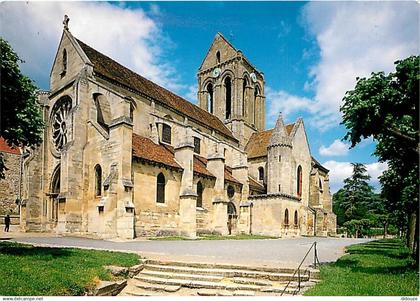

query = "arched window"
[284,208,289,226]
[206,83,214,114]
[225,77,232,119]
[197,181,203,208]
[297,166,303,197]
[162,124,171,144]
[194,137,201,154]
[216,51,221,64]
[242,77,248,117]
[258,167,264,181]
[253,86,259,125]
[227,202,236,216]
[93,94,112,131]
[130,103,134,122]
[157,173,165,203]
[294,210,298,226]
[95,164,102,196]
[61,49,67,76]
[51,165,61,194]
[227,185,235,199]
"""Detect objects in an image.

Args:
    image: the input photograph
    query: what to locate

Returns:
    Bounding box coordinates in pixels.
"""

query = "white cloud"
[268,2,419,131]
[182,84,198,104]
[319,139,350,157]
[0,2,182,92]
[323,160,388,193]
[265,87,313,124]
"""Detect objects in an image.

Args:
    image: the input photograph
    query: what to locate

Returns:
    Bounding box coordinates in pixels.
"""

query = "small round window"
[227,185,235,199]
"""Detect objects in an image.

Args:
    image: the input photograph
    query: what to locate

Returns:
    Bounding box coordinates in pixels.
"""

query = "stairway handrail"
[281,241,321,296]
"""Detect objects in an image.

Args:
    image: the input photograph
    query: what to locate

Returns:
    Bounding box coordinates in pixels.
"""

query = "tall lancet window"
[254,86,259,125]
[196,181,203,208]
[225,77,232,119]
[242,77,248,117]
[258,167,264,181]
[207,83,214,114]
[297,165,303,197]
[95,164,102,197]
[157,173,166,203]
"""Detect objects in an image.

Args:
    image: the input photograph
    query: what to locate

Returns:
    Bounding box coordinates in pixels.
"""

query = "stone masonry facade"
[16,21,336,238]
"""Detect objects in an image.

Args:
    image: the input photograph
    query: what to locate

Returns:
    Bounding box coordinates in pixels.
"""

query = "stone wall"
[0,152,21,215]
[249,194,305,237]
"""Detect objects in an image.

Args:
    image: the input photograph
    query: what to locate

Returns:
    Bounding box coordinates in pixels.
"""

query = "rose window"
[51,98,72,152]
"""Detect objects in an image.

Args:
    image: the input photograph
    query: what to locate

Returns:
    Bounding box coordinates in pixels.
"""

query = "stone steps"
[144,259,298,274]
[119,260,318,296]
[144,263,310,281]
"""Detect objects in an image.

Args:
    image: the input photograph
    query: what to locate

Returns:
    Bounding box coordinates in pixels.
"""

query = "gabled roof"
[198,32,263,77]
[224,166,242,186]
[132,133,219,179]
[0,137,21,155]
[248,176,265,193]
[312,156,329,173]
[194,155,215,178]
[132,133,182,170]
[245,124,294,159]
[75,38,236,141]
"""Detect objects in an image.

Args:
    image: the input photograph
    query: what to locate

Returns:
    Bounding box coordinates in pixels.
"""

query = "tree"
[332,188,347,226]
[340,163,373,221]
[341,56,419,259]
[0,38,44,178]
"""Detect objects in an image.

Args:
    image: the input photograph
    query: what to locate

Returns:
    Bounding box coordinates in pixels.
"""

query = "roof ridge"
[75,38,236,141]
[216,32,238,52]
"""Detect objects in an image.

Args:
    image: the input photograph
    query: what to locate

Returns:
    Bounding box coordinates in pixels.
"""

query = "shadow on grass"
[0,242,71,259]
[336,257,416,274]
[347,240,411,259]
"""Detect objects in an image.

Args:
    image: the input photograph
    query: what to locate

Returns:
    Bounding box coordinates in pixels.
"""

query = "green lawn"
[0,242,140,296]
[305,239,419,296]
[149,234,276,240]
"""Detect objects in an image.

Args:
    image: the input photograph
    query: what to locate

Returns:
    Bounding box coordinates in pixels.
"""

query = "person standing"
[4,214,10,232]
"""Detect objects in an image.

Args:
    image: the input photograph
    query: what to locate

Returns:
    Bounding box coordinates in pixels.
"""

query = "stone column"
[174,126,197,238]
[231,152,249,200]
[207,143,228,235]
[245,85,253,125]
[214,81,223,121]
[110,111,135,239]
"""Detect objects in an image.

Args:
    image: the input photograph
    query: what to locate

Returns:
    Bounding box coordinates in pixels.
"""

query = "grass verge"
[148,234,276,240]
[304,239,419,296]
[0,241,140,296]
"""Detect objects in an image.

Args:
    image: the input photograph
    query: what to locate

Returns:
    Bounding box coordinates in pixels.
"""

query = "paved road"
[8,235,371,268]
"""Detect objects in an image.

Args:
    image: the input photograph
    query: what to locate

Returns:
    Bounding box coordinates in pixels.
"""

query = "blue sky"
[1,1,418,192]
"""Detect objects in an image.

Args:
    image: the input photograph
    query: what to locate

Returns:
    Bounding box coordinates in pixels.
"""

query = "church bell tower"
[197,33,265,146]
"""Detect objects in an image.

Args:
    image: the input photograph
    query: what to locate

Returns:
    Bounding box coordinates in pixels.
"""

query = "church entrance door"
[50,165,61,227]
[227,202,237,235]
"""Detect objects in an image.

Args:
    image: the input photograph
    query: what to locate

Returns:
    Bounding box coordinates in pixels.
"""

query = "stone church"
[12,20,336,239]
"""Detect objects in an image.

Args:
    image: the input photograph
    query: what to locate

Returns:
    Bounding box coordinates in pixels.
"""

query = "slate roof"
[76,38,236,141]
[245,124,294,159]
[0,137,21,155]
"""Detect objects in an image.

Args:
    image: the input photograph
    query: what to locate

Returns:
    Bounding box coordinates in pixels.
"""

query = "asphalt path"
[9,235,371,268]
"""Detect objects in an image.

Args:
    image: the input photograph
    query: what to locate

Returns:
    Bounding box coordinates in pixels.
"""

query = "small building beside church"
[15,19,336,238]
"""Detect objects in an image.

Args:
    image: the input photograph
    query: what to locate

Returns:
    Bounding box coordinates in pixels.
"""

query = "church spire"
[269,113,292,147]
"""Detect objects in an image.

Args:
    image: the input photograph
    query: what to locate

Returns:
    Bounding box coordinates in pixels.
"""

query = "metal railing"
[281,241,321,296]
